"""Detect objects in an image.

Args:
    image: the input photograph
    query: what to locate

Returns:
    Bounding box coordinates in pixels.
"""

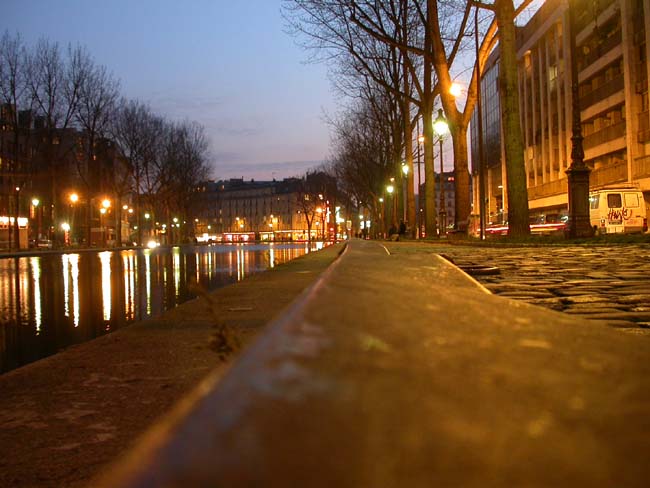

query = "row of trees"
[283,0,534,237]
[0,31,210,247]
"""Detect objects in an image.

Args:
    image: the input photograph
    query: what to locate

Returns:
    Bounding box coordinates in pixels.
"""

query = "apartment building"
[471,0,650,223]
[192,173,337,242]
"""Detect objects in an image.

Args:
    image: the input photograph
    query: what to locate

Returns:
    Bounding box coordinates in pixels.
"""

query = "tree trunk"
[422,6,437,238]
[453,125,472,229]
[422,99,437,238]
[495,0,530,237]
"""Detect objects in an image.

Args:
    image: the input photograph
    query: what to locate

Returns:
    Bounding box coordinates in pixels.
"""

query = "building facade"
[192,173,337,242]
[471,0,650,223]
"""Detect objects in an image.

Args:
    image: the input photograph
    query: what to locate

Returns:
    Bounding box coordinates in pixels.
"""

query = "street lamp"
[434,109,449,236]
[566,1,591,238]
[474,5,487,240]
[401,162,409,225]
[100,207,107,246]
[386,182,396,231]
[68,192,79,244]
[31,198,40,241]
[417,127,425,239]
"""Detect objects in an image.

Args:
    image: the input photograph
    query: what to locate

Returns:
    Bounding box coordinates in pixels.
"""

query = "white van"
[589,188,647,234]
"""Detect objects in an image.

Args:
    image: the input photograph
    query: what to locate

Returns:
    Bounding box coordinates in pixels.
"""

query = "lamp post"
[101,199,111,246]
[566,1,592,238]
[31,198,40,241]
[434,109,449,236]
[417,131,424,239]
[379,197,385,239]
[386,182,395,232]
[401,162,409,226]
[475,5,487,240]
[69,192,79,244]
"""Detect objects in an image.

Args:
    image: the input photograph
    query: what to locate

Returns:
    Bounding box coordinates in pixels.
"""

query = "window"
[607,193,622,208]
[590,195,599,209]
[624,193,640,208]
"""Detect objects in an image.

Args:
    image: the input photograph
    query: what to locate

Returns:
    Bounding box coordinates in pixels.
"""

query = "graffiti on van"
[607,208,633,221]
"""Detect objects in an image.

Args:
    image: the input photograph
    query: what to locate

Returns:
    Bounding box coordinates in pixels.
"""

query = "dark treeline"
[0,31,211,247]
[283,0,535,238]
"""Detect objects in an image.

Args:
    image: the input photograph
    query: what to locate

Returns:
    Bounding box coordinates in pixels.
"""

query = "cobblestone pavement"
[437,244,650,334]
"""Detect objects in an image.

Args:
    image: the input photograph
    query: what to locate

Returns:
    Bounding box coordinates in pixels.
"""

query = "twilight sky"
[2,0,335,181]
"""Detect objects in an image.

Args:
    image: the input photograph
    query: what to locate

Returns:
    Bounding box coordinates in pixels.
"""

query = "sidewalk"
[0,244,342,488]
[99,239,650,487]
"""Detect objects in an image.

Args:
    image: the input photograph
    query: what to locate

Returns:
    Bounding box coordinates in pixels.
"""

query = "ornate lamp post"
[69,192,79,244]
[31,198,40,242]
[101,198,111,246]
[417,132,424,238]
[401,162,409,226]
[566,1,592,238]
[386,182,396,231]
[434,109,449,236]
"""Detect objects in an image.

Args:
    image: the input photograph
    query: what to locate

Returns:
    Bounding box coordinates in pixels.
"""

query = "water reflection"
[0,243,315,373]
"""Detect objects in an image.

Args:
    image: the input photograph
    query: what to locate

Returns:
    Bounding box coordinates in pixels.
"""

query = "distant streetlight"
[450,82,462,98]
[386,183,396,230]
[434,109,449,236]
[401,163,409,224]
[100,207,107,246]
[61,221,71,245]
[32,198,41,241]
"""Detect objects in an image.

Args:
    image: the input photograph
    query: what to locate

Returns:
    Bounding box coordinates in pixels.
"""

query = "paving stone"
[497,291,557,299]
[562,295,613,304]
[580,311,650,322]
[564,307,628,315]
[439,243,650,331]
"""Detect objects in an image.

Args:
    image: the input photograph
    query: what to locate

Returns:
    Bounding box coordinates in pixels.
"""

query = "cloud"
[213,160,325,181]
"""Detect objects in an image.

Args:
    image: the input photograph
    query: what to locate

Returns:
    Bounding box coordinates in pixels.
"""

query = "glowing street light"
[434,109,449,235]
[401,163,410,223]
[449,82,463,98]
[69,193,79,204]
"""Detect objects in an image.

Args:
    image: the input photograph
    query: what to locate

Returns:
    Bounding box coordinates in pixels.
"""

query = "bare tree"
[0,30,32,249]
[74,61,119,244]
[157,120,211,243]
[111,99,163,244]
[27,40,90,243]
[474,0,530,236]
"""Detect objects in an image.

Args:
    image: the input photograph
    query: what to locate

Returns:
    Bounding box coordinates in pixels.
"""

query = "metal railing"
[589,160,628,187]
[579,75,624,108]
[583,120,625,150]
[632,155,650,179]
[579,30,622,70]
[528,178,567,200]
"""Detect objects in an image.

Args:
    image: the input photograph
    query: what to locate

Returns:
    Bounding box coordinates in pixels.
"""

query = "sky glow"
[2,0,335,180]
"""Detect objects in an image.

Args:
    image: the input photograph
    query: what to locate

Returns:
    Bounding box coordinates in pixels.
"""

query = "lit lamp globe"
[449,82,463,98]
[386,184,394,194]
[434,109,449,136]
[401,163,409,176]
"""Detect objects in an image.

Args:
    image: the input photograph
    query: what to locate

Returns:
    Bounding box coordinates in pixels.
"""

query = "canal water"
[0,242,319,373]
